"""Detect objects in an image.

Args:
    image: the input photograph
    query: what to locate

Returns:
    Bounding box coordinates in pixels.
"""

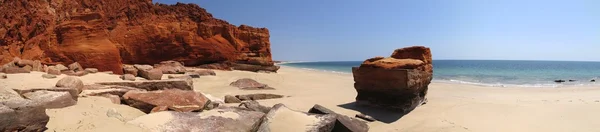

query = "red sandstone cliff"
[0,0,274,74]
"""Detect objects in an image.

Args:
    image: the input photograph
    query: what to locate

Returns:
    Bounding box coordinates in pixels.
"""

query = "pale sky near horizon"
[155,0,600,62]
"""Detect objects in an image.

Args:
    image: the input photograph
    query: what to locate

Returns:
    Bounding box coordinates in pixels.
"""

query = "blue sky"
[155,0,600,61]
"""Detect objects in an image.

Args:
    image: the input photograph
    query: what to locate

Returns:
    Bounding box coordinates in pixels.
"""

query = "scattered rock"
[167,75,192,80]
[1,67,30,74]
[257,104,336,132]
[568,79,576,82]
[55,76,84,94]
[133,64,153,72]
[0,89,50,131]
[235,93,284,101]
[22,65,33,72]
[0,73,5,79]
[22,90,77,109]
[229,78,274,90]
[224,95,242,103]
[139,69,163,80]
[197,62,233,71]
[120,74,136,81]
[12,88,80,101]
[42,74,57,79]
[592,79,596,82]
[46,66,61,75]
[64,70,89,76]
[122,89,209,113]
[122,65,139,76]
[31,60,43,72]
[16,59,34,67]
[355,114,377,122]
[188,70,216,77]
[96,79,193,91]
[154,60,186,74]
[232,63,280,72]
[128,107,265,132]
[555,80,565,83]
[353,46,432,112]
[80,84,145,97]
[308,104,369,132]
[54,64,69,71]
[238,100,271,113]
[84,68,99,73]
[68,62,84,71]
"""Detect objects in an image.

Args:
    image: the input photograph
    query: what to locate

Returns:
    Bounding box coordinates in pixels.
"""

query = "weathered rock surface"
[0,0,276,74]
[308,104,369,132]
[0,89,50,131]
[232,63,280,72]
[154,61,186,74]
[353,46,432,113]
[258,104,336,132]
[1,67,30,74]
[63,70,89,76]
[122,89,209,113]
[139,69,163,80]
[236,93,284,101]
[68,62,83,72]
[54,64,69,71]
[122,65,139,76]
[224,95,242,103]
[128,107,265,132]
[84,68,99,73]
[96,79,193,91]
[55,76,84,94]
[120,74,136,81]
[12,88,79,101]
[22,90,77,109]
[230,78,274,90]
[197,63,233,71]
[80,84,145,97]
[239,100,271,113]
[46,66,61,75]
[0,73,5,79]
[42,74,57,79]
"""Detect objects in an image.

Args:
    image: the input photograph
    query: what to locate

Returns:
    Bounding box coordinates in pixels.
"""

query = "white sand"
[2,67,600,132]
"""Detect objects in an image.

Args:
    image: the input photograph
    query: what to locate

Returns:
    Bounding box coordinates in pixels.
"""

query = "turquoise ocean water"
[280,60,600,87]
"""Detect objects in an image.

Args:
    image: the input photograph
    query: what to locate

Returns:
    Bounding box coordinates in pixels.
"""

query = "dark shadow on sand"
[337,102,407,123]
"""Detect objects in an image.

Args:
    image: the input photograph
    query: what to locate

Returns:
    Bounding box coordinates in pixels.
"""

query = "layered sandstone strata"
[352,46,433,113]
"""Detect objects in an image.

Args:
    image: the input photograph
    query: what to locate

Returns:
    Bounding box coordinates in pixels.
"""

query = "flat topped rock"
[95,79,193,91]
[308,104,369,132]
[360,57,424,70]
[257,104,336,132]
[22,90,77,109]
[235,93,284,101]
[122,89,208,113]
[230,78,274,90]
[128,107,265,132]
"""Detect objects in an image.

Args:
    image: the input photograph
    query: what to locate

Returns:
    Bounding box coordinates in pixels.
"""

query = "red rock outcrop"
[352,46,433,113]
[0,0,275,74]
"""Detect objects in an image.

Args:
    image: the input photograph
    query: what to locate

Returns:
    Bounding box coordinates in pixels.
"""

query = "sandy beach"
[2,66,600,132]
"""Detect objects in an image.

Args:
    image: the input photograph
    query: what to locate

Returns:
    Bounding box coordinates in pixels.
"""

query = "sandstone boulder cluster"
[121,60,216,81]
[352,46,433,113]
[0,57,101,77]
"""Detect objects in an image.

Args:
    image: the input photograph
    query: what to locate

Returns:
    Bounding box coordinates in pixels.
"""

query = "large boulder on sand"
[352,46,432,113]
[122,89,209,113]
[139,69,163,80]
[230,78,274,90]
[128,107,265,132]
[55,76,84,94]
[122,65,139,76]
[257,104,336,132]
[68,62,83,72]
[154,60,186,74]
[0,89,49,131]
[21,90,77,109]
[95,79,192,91]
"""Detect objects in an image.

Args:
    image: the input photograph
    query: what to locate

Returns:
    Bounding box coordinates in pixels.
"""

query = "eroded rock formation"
[0,0,276,74]
[352,46,433,113]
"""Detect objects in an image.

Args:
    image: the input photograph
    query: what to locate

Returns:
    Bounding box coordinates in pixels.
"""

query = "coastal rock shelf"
[352,46,433,113]
[0,0,278,73]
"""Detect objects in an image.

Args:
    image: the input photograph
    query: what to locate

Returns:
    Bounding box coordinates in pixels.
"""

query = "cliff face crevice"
[0,0,275,73]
